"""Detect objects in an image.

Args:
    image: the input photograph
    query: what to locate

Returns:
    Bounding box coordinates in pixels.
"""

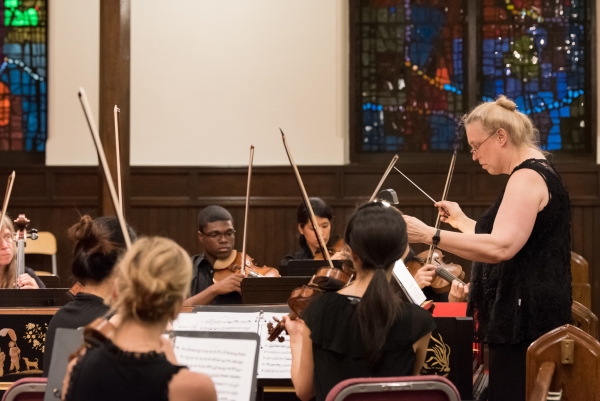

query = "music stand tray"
[284,259,347,276]
[0,289,72,307]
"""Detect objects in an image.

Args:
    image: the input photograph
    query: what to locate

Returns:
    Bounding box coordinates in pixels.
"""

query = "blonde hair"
[0,215,16,289]
[462,95,541,150]
[113,237,192,323]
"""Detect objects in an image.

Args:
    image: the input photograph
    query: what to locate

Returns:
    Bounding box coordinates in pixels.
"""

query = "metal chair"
[1,378,46,401]
[326,375,461,401]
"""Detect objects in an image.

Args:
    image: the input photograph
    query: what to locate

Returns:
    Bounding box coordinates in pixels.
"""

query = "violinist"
[183,205,243,306]
[62,237,217,401]
[43,215,136,376]
[0,215,44,289]
[284,202,435,401]
[404,96,572,401]
[280,198,339,267]
[410,256,469,302]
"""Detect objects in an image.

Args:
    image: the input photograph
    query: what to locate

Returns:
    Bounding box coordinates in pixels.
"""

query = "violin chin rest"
[213,250,238,270]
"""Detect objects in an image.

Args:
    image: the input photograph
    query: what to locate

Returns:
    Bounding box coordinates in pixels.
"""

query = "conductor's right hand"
[434,201,466,229]
[213,273,244,294]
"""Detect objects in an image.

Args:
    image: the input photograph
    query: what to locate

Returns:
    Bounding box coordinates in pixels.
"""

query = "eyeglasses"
[1,233,13,245]
[470,130,497,157]
[201,230,236,240]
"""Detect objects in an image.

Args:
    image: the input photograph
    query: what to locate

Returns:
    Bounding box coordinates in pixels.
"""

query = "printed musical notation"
[173,312,257,332]
[174,337,257,401]
[258,312,292,379]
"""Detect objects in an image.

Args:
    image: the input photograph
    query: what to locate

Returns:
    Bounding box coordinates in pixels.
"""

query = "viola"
[267,266,353,342]
[313,236,345,260]
[213,250,280,282]
[405,249,466,294]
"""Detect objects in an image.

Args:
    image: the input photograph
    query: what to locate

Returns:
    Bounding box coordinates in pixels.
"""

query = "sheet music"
[174,336,257,401]
[257,312,292,379]
[193,312,259,332]
[172,313,200,330]
[392,259,427,306]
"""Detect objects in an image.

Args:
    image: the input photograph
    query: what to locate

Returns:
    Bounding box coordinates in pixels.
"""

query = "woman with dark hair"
[43,215,136,375]
[280,198,337,267]
[283,202,436,401]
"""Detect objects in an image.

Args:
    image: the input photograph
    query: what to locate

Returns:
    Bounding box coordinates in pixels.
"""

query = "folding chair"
[326,375,461,401]
[1,378,47,401]
[24,231,58,275]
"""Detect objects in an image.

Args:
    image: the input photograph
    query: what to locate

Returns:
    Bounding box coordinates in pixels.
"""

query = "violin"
[267,266,353,342]
[313,236,344,260]
[405,249,466,294]
[213,250,280,282]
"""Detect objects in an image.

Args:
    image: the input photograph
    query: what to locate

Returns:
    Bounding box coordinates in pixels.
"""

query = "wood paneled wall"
[3,162,600,315]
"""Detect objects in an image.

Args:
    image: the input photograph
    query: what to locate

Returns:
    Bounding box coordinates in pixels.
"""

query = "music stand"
[241,277,310,304]
[44,328,83,401]
[0,289,72,307]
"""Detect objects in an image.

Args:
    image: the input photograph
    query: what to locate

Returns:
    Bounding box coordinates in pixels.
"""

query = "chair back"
[23,231,58,275]
[1,378,46,401]
[571,300,598,339]
[526,324,600,401]
[326,375,461,401]
[570,251,591,308]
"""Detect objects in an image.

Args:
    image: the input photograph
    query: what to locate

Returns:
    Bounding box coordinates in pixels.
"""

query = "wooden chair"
[526,324,600,401]
[24,231,58,275]
[571,251,591,309]
[571,300,598,339]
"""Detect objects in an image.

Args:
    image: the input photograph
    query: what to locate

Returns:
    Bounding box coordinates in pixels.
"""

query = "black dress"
[43,293,110,376]
[467,159,572,401]
[64,339,184,401]
[303,292,436,401]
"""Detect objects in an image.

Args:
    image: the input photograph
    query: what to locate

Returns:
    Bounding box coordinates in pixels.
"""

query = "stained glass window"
[0,0,46,153]
[358,0,466,152]
[481,0,586,151]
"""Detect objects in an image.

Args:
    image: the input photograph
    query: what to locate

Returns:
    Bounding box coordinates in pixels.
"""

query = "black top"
[467,159,573,344]
[190,254,242,305]
[43,292,110,376]
[279,242,313,268]
[303,292,436,401]
[64,339,184,401]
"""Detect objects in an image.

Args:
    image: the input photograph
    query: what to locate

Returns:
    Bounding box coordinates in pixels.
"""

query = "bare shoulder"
[169,369,217,401]
[505,165,549,210]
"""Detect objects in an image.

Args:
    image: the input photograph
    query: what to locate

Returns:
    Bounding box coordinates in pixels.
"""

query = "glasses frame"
[470,130,498,157]
[200,229,236,240]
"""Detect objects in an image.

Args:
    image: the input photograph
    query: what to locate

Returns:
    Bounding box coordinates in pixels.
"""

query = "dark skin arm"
[183,273,243,306]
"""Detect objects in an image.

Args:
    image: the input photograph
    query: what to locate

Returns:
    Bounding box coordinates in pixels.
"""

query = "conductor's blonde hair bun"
[462,95,541,150]
[495,95,517,111]
[114,236,192,322]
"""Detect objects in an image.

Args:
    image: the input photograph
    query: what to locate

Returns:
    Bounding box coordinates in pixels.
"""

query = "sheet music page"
[392,259,427,306]
[174,336,257,401]
[193,312,259,332]
[257,312,292,379]
[172,312,199,330]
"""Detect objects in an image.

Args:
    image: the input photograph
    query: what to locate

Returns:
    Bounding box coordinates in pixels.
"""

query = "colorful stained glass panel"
[481,0,586,151]
[358,0,466,152]
[0,0,46,152]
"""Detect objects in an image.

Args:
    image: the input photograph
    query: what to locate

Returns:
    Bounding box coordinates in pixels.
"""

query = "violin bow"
[114,106,124,215]
[426,150,457,264]
[0,171,15,231]
[78,87,132,249]
[280,129,334,269]
[240,145,254,276]
[369,155,399,202]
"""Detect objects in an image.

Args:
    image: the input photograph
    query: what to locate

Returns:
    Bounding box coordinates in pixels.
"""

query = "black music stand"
[0,288,72,307]
[240,277,310,305]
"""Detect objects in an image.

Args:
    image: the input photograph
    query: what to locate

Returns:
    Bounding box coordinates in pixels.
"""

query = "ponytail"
[344,202,408,366]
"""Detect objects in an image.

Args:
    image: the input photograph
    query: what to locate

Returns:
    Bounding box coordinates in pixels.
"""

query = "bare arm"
[169,369,217,401]
[405,169,548,264]
[283,316,314,401]
[412,332,432,375]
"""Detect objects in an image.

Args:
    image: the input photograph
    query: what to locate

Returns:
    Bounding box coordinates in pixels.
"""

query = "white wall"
[46,0,99,165]
[46,0,349,166]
